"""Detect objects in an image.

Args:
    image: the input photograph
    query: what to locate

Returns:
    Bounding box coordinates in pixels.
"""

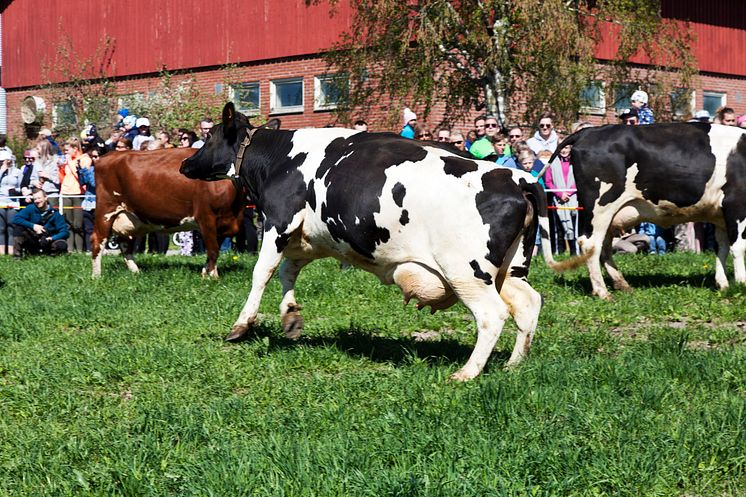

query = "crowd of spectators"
[397,92,746,256]
[2,97,746,260]
[0,109,258,259]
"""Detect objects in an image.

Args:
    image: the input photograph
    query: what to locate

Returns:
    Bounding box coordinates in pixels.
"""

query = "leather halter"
[231,127,258,192]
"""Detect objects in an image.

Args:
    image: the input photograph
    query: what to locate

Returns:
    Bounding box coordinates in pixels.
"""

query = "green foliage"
[0,252,744,495]
[124,69,227,134]
[312,0,697,129]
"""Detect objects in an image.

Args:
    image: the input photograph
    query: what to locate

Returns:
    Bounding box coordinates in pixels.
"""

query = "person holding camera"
[12,188,69,258]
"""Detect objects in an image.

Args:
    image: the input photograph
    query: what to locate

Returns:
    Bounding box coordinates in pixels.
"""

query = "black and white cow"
[180,103,559,380]
[549,122,746,299]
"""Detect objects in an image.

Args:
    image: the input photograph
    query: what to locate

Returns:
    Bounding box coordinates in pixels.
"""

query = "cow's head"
[180,102,280,181]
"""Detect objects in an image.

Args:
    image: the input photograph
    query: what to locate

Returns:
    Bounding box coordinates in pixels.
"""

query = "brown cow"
[91,148,244,278]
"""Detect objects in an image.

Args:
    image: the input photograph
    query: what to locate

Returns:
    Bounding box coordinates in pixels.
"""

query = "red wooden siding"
[1,0,353,89]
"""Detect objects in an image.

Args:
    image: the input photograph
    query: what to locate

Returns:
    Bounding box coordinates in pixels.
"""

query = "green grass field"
[0,251,744,496]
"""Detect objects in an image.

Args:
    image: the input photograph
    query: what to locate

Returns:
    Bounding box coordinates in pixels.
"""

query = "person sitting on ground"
[638,222,667,255]
[400,108,417,139]
[630,90,654,125]
[12,188,69,258]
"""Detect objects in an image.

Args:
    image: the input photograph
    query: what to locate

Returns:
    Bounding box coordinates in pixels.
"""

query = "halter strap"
[231,127,258,192]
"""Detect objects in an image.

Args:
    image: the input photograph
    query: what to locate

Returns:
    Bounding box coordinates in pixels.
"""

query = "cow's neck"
[241,129,296,209]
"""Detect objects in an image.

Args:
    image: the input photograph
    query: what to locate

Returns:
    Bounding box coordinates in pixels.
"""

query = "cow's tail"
[523,178,594,272]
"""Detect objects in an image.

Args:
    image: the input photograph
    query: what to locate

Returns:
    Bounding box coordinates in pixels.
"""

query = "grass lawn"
[0,251,744,496]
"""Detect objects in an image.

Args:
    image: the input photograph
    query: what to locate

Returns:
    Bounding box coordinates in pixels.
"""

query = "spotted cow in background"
[180,103,559,381]
[549,122,746,299]
[91,147,244,278]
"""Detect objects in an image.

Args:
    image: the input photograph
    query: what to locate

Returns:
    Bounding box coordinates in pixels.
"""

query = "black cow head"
[180,102,280,181]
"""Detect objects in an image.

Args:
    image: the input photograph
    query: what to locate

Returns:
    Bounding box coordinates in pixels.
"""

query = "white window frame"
[702,91,727,117]
[579,81,606,115]
[314,73,347,111]
[270,77,304,115]
[229,82,261,116]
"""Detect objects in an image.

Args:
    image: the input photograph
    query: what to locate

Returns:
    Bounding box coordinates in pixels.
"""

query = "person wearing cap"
[619,108,639,126]
[132,117,155,151]
[693,109,711,123]
[83,124,108,156]
[0,149,23,255]
[37,128,63,156]
[630,90,654,125]
[122,115,140,142]
[400,108,417,139]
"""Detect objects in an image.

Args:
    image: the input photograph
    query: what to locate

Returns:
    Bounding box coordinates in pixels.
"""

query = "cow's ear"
[222,102,236,127]
[262,119,281,130]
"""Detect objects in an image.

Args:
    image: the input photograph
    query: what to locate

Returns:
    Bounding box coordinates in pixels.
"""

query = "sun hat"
[402,108,417,125]
[630,90,648,105]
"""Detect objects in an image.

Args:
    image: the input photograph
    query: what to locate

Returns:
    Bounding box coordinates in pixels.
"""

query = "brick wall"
[5,54,746,143]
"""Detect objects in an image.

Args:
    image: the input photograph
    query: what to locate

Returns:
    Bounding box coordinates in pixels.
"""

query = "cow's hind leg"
[278,258,311,340]
[602,235,632,292]
[714,227,731,290]
[226,230,286,341]
[121,237,140,274]
[451,282,511,381]
[499,276,542,368]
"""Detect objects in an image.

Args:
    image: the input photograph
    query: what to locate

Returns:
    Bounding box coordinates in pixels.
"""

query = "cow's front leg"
[278,258,311,340]
[226,229,286,341]
[714,227,731,290]
[200,222,220,279]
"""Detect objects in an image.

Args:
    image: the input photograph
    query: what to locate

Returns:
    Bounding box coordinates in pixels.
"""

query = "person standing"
[544,141,578,255]
[192,118,215,148]
[59,138,88,252]
[527,113,558,156]
[132,118,155,151]
[79,149,99,252]
[630,90,654,125]
[400,108,417,139]
[469,115,501,159]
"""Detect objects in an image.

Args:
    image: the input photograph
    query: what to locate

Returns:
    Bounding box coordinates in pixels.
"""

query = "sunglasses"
[485,123,499,128]
[24,156,35,161]
[451,140,464,145]
[181,136,190,141]
[539,124,553,129]
[509,134,522,138]
[418,134,431,139]
[91,155,100,159]
[437,137,450,142]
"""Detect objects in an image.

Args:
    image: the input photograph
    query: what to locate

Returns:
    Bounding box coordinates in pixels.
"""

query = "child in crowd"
[544,142,578,254]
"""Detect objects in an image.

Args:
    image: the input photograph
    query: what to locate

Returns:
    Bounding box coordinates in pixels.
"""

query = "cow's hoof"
[613,281,633,292]
[450,368,478,382]
[282,312,304,341]
[225,324,250,342]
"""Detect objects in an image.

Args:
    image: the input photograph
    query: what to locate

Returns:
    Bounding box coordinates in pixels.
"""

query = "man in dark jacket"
[12,188,69,258]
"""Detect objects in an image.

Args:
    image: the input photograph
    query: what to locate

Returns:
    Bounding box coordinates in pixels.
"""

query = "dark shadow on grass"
[106,255,250,275]
[226,323,510,369]
[553,272,718,293]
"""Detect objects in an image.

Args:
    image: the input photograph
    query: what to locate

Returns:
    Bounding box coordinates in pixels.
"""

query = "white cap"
[0,150,13,162]
[694,109,711,120]
[630,90,648,105]
[135,117,150,128]
[402,108,416,125]
[123,115,138,127]
[38,128,52,137]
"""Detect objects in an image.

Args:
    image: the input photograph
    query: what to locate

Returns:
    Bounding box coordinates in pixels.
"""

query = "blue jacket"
[12,203,69,241]
[79,166,96,211]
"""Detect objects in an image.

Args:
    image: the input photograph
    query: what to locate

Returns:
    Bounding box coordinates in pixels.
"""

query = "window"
[703,91,726,118]
[579,81,605,115]
[314,73,348,111]
[613,83,637,112]
[270,77,304,114]
[230,82,260,115]
[669,88,695,120]
[52,100,77,130]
